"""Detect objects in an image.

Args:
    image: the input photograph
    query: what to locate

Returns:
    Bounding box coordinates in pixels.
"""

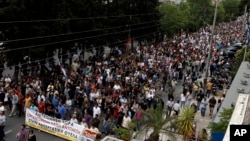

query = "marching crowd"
[0,16,246,141]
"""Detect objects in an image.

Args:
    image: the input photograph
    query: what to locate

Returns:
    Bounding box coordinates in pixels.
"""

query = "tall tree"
[239,0,250,15]
[221,0,239,22]
[159,3,186,37]
[187,0,214,28]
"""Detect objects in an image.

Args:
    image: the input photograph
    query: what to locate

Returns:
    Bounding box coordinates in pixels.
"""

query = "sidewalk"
[194,96,221,140]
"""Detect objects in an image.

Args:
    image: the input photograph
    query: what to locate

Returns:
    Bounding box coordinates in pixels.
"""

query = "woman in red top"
[113,103,120,119]
[38,99,45,113]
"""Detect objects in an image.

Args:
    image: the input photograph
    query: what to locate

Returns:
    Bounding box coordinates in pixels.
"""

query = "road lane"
[4,110,66,141]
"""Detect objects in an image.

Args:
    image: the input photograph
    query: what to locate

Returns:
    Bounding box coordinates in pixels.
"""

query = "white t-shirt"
[122,116,131,129]
[65,99,72,108]
[37,95,46,104]
[4,93,9,102]
[180,93,186,102]
[173,103,180,111]
[93,106,101,118]
[0,115,6,125]
[70,118,78,124]
[0,106,4,112]
[113,84,121,91]
[4,77,11,83]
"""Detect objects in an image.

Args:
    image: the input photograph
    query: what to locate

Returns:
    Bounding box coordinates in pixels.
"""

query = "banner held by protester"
[25,109,84,141]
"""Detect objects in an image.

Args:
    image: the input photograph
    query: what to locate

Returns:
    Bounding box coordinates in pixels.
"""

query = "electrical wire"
[0,31,161,71]
[2,23,161,52]
[4,20,160,43]
[0,13,158,24]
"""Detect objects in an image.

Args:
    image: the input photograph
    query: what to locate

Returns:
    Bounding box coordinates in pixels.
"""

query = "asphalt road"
[4,110,66,141]
[2,66,65,141]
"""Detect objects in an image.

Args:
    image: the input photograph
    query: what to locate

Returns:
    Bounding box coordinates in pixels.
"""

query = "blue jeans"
[180,101,185,108]
[201,107,206,117]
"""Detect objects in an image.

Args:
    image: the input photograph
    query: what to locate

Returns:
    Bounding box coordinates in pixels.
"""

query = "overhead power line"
[4,20,159,43]
[2,23,161,52]
[0,31,161,70]
[0,13,158,24]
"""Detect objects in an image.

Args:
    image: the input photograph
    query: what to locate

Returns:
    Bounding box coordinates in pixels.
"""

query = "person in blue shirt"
[30,103,38,112]
[9,92,19,117]
[57,101,65,120]
[52,95,59,108]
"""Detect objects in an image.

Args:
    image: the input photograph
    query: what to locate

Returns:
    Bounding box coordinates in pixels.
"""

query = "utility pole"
[129,3,133,52]
[243,6,248,61]
[242,6,248,34]
[204,1,219,89]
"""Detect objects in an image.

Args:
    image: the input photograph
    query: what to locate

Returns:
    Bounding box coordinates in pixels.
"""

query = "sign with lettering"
[25,109,85,141]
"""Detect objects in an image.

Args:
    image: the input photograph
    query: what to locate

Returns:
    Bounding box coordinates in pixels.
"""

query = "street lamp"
[204,1,219,88]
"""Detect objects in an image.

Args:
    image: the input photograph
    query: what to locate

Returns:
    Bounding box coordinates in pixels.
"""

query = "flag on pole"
[211,0,219,5]
[59,62,67,78]
[246,23,250,45]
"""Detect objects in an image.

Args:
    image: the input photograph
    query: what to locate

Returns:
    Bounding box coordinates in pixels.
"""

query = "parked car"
[220,43,242,58]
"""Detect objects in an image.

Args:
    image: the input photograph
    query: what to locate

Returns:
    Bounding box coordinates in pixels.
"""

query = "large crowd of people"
[0,15,246,140]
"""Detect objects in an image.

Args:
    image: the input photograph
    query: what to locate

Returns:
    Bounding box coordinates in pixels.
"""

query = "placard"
[25,109,84,141]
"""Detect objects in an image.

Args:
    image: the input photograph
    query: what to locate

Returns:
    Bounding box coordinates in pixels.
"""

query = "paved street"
[3,66,66,141]
[4,110,66,141]
[159,72,219,140]
[2,59,218,141]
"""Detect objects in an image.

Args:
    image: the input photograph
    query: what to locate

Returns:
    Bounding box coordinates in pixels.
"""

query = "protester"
[0,111,5,141]
[27,129,36,141]
[208,96,217,119]
[0,15,246,140]
[9,90,18,117]
[16,124,28,141]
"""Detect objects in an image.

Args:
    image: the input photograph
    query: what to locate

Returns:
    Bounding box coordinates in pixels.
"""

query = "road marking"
[5,130,13,135]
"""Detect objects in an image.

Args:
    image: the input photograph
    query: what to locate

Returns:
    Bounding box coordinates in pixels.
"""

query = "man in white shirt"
[180,93,186,108]
[166,98,174,116]
[37,93,46,104]
[0,102,4,112]
[93,104,101,118]
[172,101,180,116]
[113,82,121,91]
[4,74,11,84]
[122,113,131,129]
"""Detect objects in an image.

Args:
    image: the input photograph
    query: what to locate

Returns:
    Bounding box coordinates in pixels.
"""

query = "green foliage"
[209,107,234,132]
[221,0,239,22]
[113,122,136,141]
[187,0,214,27]
[176,107,195,140]
[217,4,226,23]
[230,45,250,77]
[159,4,185,36]
[239,0,250,15]
[133,104,176,141]
[159,0,241,37]
[159,0,216,36]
